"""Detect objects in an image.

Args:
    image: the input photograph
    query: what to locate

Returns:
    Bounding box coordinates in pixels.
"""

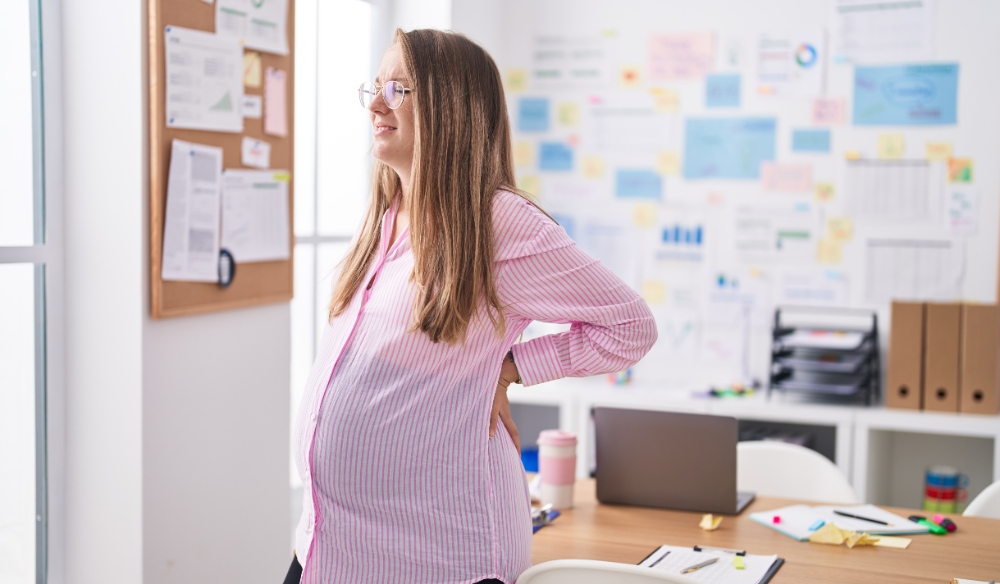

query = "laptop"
[594,408,755,514]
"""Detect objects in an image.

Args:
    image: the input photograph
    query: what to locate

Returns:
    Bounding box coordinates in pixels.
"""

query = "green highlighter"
[908,515,947,535]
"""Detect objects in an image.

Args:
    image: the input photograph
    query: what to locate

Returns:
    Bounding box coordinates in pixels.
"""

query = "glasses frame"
[358,81,412,110]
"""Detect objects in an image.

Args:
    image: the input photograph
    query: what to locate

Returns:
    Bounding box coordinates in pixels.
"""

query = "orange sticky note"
[815,182,835,203]
[817,238,842,265]
[632,203,657,228]
[926,141,953,161]
[844,150,862,161]
[650,87,680,113]
[514,141,535,168]
[619,65,642,89]
[948,158,973,183]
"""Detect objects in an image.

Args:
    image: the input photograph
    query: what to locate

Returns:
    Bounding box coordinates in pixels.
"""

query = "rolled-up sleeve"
[496,198,657,386]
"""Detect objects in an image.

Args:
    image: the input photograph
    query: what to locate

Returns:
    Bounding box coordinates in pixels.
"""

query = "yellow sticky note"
[656,152,681,177]
[505,69,527,92]
[817,237,842,265]
[650,87,680,113]
[948,158,973,183]
[926,141,953,161]
[619,65,642,89]
[557,102,580,127]
[519,175,540,196]
[877,134,905,159]
[873,536,912,549]
[844,150,862,161]
[699,513,723,531]
[641,281,666,305]
[815,182,835,203]
[582,155,606,179]
[827,217,853,241]
[514,141,535,168]
[243,51,262,88]
[846,532,879,548]
[272,171,291,182]
[733,556,745,570]
[632,203,657,228]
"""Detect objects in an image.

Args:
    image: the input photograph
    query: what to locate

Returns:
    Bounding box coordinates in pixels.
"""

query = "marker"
[808,519,826,531]
[733,556,745,570]
[908,515,947,535]
[931,514,957,532]
[773,515,781,524]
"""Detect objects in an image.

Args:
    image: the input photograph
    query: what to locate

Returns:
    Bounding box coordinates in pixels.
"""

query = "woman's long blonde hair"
[328,29,519,344]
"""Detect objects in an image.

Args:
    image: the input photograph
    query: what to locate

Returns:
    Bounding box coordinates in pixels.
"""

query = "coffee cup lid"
[538,429,577,446]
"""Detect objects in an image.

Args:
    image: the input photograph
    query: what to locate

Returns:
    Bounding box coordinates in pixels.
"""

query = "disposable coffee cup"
[538,429,577,509]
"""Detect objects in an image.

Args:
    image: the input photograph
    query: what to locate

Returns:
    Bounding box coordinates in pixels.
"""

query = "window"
[290,0,377,533]
[0,1,51,583]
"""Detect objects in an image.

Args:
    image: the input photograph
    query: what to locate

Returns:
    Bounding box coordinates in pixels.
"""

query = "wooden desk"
[532,479,1000,583]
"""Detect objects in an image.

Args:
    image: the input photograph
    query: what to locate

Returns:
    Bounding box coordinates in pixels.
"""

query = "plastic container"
[537,430,577,509]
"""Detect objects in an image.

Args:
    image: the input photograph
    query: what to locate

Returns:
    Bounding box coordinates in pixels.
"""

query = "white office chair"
[516,560,697,584]
[737,441,858,504]
[963,479,1000,519]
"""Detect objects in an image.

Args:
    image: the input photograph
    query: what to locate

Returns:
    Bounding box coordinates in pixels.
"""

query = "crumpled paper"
[808,522,880,548]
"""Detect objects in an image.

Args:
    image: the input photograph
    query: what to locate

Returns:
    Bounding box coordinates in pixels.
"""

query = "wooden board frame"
[149,0,295,318]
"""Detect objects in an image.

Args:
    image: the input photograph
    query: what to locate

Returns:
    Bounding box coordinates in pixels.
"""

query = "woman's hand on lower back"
[489,356,521,454]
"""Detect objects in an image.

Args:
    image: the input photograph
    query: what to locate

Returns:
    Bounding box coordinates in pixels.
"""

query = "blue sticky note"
[550,213,576,240]
[518,97,550,131]
[615,169,662,200]
[792,129,831,153]
[538,142,573,171]
[683,118,777,179]
[853,63,959,125]
[705,74,741,108]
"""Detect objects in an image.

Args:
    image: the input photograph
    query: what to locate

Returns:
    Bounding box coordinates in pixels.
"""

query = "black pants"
[283,555,504,584]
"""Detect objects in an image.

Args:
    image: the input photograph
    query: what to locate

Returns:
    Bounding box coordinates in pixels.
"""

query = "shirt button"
[310,413,317,421]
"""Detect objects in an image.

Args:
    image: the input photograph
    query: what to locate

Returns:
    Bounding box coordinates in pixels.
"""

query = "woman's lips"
[374,124,397,136]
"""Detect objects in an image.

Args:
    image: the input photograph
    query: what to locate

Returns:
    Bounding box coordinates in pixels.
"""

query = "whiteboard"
[495,0,1000,385]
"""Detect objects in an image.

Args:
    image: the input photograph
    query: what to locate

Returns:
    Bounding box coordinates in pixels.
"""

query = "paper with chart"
[845,160,944,221]
[164,26,243,133]
[755,31,825,97]
[853,63,959,125]
[216,0,289,55]
[221,170,291,262]
[640,545,779,584]
[162,140,223,282]
[866,239,964,302]
[833,0,935,64]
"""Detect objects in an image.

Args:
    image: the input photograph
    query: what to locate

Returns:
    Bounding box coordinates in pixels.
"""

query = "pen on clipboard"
[679,557,718,574]
[648,550,670,568]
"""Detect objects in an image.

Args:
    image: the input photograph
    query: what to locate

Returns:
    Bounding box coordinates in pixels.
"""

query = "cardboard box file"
[923,303,962,413]
[960,304,1000,415]
[886,301,925,410]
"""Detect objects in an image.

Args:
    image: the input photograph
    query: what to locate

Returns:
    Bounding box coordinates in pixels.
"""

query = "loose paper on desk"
[221,170,290,263]
[162,140,223,282]
[216,0,289,55]
[164,26,243,133]
[241,137,271,169]
[641,545,780,584]
[832,0,934,64]
[264,67,288,137]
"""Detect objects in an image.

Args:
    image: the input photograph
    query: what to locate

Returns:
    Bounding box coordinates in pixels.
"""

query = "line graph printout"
[165,26,243,133]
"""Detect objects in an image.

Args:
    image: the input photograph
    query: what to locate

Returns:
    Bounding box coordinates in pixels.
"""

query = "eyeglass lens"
[358,81,406,109]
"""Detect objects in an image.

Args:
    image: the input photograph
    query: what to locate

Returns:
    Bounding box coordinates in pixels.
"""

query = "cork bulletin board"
[148,0,295,318]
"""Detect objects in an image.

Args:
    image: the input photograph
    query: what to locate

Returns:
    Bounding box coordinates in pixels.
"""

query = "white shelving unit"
[510,377,1000,507]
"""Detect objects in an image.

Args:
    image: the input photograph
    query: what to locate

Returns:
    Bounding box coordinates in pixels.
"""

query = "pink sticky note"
[761,162,812,192]
[812,98,846,125]
[264,67,288,137]
[648,33,715,81]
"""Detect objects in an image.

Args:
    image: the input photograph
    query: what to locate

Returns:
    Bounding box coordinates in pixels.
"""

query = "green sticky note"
[733,556,745,570]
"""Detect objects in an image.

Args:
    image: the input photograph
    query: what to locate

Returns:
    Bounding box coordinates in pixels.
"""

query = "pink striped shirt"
[293,190,657,583]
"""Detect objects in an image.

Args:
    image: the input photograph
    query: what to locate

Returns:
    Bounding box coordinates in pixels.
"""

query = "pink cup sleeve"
[539,456,576,486]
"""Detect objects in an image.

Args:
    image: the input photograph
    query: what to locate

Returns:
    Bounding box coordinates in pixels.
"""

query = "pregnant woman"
[287,28,657,584]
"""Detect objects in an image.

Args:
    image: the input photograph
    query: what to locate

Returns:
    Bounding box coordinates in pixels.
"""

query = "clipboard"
[638,544,784,584]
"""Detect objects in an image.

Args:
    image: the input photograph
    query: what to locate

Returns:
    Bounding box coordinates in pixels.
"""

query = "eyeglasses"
[358,81,411,110]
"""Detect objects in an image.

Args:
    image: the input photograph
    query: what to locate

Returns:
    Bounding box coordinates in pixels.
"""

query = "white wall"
[60,1,291,583]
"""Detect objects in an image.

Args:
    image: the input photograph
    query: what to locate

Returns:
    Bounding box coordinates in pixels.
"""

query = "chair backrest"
[737,441,858,504]
[516,560,697,584]
[963,479,1000,519]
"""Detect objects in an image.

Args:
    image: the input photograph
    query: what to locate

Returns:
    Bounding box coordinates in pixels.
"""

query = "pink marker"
[773,515,781,524]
